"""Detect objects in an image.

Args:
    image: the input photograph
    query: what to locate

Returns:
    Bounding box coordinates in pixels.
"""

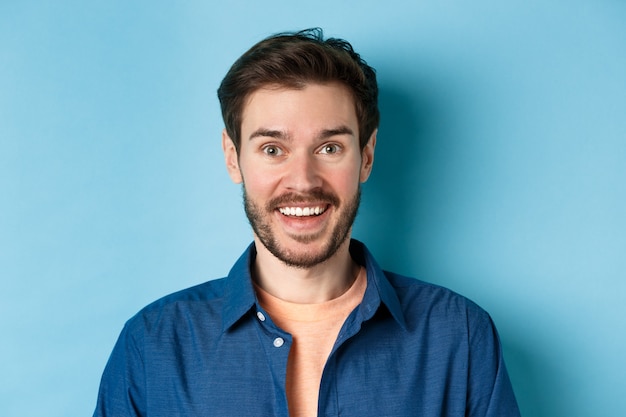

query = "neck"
[252,238,359,304]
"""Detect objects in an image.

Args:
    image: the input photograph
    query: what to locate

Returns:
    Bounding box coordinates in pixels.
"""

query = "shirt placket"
[317,308,366,417]
[254,306,292,417]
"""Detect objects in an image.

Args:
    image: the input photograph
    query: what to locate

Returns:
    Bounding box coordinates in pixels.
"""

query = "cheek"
[332,166,362,194]
[240,166,277,197]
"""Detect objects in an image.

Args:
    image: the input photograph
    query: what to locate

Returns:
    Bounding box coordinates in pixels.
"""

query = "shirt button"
[256,311,266,321]
[273,337,284,348]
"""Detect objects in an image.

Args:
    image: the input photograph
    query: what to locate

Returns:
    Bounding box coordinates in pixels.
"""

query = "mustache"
[267,189,340,210]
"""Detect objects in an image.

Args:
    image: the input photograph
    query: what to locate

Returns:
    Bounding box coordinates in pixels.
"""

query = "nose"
[284,151,323,192]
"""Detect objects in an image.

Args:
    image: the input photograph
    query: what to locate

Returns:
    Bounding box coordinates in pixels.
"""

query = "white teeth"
[279,206,325,217]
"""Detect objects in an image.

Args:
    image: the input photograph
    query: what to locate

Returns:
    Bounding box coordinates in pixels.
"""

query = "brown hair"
[217,28,379,152]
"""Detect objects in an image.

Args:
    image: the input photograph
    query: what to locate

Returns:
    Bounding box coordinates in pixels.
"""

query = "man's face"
[223,82,375,268]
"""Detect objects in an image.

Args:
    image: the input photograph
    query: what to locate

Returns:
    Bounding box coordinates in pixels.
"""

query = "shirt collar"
[349,240,407,331]
[221,243,258,332]
[221,240,407,332]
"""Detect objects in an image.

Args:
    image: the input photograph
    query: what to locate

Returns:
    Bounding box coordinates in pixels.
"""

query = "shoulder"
[146,277,229,308]
[123,277,229,335]
[383,271,492,333]
[355,239,492,334]
[385,271,482,309]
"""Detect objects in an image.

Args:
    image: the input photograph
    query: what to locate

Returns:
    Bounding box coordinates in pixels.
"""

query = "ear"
[359,129,377,183]
[222,129,243,184]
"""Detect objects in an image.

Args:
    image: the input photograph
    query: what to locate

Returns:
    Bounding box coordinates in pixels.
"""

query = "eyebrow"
[249,128,287,141]
[318,126,355,139]
[248,126,355,141]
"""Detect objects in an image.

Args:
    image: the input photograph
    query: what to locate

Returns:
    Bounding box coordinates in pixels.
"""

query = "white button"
[273,337,284,348]
[256,311,266,321]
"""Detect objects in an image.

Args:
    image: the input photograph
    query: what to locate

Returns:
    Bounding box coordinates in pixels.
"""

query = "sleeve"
[466,312,521,417]
[93,322,146,417]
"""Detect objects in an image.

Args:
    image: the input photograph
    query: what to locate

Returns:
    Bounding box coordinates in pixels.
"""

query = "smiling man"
[225,82,372,302]
[93,29,520,417]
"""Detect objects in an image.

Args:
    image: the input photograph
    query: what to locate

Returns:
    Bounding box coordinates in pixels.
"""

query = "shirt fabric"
[255,267,367,417]
[93,240,521,417]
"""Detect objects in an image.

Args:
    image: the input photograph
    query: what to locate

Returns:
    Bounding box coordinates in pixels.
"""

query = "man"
[93,29,520,417]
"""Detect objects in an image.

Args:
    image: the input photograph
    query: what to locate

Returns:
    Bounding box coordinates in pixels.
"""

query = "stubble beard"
[243,187,361,269]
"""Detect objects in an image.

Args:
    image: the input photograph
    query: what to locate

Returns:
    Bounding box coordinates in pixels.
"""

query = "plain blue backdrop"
[1,1,625,416]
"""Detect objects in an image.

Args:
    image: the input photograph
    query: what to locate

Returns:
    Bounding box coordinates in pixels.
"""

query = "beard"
[243,186,361,269]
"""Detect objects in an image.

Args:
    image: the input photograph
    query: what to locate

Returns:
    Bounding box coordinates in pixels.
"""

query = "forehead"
[241,82,358,132]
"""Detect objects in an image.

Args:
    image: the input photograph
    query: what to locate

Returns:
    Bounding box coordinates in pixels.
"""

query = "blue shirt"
[93,240,520,417]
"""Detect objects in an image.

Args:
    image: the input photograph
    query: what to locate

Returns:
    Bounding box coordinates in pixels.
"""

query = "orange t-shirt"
[255,267,367,417]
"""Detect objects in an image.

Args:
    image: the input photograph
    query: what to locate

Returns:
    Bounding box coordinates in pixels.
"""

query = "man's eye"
[262,145,283,156]
[319,144,341,154]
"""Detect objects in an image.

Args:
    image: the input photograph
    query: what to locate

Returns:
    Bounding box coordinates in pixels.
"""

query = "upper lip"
[269,190,339,213]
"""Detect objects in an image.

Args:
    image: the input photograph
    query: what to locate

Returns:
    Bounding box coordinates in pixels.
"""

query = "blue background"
[1,1,625,416]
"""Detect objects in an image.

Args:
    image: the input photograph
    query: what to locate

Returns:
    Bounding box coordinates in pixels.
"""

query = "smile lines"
[278,206,326,217]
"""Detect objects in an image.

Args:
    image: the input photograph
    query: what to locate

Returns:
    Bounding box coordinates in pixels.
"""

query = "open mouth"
[278,206,327,217]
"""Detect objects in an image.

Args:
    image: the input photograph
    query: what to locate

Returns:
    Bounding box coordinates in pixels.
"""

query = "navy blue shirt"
[94,240,520,416]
